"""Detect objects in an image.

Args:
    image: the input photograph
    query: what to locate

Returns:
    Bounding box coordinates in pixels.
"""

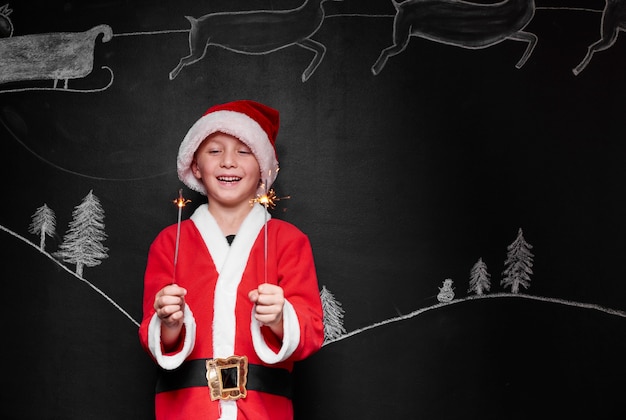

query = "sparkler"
[172,189,191,282]
[250,171,290,283]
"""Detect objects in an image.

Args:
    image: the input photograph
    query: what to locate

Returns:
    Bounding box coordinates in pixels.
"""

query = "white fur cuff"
[250,299,300,364]
[148,304,197,370]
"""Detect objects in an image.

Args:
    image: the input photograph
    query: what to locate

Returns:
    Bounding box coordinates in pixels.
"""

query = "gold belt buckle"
[206,355,248,401]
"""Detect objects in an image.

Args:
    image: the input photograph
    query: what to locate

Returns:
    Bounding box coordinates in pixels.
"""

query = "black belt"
[156,359,293,399]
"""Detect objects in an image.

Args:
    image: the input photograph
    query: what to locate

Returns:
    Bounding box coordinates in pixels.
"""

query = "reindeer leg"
[169,17,211,80]
[371,26,412,76]
[508,31,538,69]
[572,31,619,76]
[572,44,597,76]
[169,42,211,80]
[297,39,326,82]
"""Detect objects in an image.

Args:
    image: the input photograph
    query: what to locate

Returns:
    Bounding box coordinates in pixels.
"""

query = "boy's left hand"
[248,283,285,331]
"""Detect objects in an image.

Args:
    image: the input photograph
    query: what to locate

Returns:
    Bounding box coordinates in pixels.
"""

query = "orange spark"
[173,189,191,208]
[251,188,290,210]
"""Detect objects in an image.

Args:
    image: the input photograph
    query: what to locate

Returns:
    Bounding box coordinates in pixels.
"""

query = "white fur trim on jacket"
[251,299,300,364]
[147,304,196,370]
[190,203,269,358]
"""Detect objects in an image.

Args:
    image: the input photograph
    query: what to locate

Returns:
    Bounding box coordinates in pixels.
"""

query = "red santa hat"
[177,100,280,196]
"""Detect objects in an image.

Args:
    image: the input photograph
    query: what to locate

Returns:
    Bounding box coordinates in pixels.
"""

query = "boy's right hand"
[154,284,187,328]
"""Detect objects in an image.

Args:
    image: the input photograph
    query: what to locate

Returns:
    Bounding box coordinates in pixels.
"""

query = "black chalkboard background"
[1,0,625,419]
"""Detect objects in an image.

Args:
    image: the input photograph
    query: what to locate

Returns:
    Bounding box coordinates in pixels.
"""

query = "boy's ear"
[192,161,202,178]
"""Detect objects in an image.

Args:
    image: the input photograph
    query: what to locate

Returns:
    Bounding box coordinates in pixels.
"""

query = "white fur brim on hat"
[177,110,279,196]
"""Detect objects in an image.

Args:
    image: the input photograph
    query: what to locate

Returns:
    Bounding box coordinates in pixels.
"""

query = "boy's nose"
[221,151,236,167]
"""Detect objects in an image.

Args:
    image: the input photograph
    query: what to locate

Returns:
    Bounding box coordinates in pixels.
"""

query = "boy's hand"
[154,284,187,329]
[248,283,285,336]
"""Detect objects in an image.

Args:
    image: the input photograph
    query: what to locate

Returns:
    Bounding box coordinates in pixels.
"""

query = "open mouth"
[217,176,242,183]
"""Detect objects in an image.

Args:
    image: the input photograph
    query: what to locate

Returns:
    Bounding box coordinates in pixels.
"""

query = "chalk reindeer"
[169,0,342,82]
[572,0,626,76]
[371,0,537,75]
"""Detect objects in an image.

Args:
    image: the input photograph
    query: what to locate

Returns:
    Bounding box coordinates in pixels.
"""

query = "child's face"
[192,132,261,207]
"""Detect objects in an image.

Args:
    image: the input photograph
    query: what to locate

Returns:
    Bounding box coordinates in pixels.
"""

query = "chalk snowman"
[437,278,455,303]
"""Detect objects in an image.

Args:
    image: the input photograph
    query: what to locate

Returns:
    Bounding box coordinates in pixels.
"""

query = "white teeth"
[217,176,241,182]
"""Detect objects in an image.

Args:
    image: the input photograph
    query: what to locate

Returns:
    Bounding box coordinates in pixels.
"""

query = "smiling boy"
[139,100,324,420]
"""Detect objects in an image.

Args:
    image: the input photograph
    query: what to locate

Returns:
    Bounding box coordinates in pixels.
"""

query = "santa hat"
[177,100,280,196]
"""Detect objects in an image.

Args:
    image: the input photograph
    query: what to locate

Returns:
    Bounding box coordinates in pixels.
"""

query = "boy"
[138,100,324,419]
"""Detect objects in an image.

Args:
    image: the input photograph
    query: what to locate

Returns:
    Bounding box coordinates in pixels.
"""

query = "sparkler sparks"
[173,189,192,209]
[172,189,191,282]
[251,187,291,209]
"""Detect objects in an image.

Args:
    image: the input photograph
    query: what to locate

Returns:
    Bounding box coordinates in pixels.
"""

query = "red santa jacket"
[138,203,324,420]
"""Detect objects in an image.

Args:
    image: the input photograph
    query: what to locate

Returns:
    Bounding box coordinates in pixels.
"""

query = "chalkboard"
[1,0,626,419]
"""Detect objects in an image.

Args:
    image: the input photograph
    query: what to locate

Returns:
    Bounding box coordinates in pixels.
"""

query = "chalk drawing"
[468,257,491,295]
[371,0,538,75]
[0,115,171,181]
[0,3,13,37]
[0,2,617,93]
[0,23,113,90]
[323,292,626,346]
[573,0,626,75]
[2,214,625,338]
[501,227,534,293]
[0,221,138,327]
[437,278,455,303]
[1,2,625,341]
[320,285,347,344]
[28,203,56,252]
[168,0,345,82]
[0,66,114,94]
[53,190,108,278]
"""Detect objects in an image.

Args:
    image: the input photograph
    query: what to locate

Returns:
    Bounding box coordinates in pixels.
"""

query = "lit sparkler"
[172,189,191,282]
[250,172,290,283]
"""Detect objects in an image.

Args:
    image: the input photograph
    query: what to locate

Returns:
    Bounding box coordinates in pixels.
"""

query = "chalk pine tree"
[28,203,56,251]
[54,190,109,277]
[320,285,346,343]
[468,257,491,295]
[501,228,534,293]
